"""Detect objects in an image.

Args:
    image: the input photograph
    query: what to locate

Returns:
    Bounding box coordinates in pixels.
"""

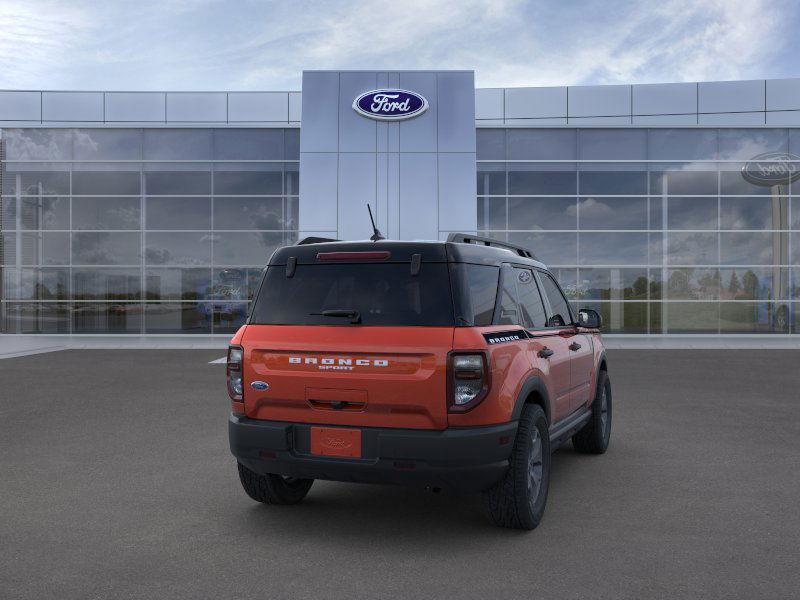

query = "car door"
[511,266,573,424]
[536,271,594,413]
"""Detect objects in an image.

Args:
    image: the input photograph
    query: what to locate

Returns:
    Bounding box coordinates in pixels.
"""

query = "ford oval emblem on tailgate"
[250,381,269,390]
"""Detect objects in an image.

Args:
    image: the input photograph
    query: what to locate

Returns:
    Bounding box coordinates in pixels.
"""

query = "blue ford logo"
[352,89,428,121]
[742,152,800,186]
[250,381,269,391]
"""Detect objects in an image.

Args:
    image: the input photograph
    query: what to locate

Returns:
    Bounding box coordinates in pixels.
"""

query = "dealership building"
[1,70,799,342]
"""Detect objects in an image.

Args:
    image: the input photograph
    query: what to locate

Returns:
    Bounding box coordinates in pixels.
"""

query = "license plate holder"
[310,427,362,458]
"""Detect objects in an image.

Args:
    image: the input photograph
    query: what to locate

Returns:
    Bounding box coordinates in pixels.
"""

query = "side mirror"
[577,308,602,329]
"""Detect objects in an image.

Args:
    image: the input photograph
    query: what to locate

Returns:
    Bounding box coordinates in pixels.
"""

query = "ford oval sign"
[353,89,428,121]
[741,152,800,187]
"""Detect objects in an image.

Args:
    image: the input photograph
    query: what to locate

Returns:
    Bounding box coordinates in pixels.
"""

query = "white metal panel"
[765,111,800,126]
[505,86,567,119]
[438,153,477,233]
[228,92,288,122]
[568,116,631,125]
[398,72,438,153]
[387,152,400,238]
[632,114,698,125]
[42,92,103,121]
[698,112,765,125]
[766,78,800,111]
[298,152,338,232]
[105,92,165,122]
[338,72,377,153]
[337,153,377,240]
[0,91,41,121]
[387,120,400,153]
[632,82,696,115]
[300,71,339,152]
[568,85,631,117]
[504,118,568,126]
[698,80,764,113]
[288,92,302,122]
[375,152,389,233]
[399,153,438,240]
[437,71,475,153]
[166,92,227,122]
[475,88,503,120]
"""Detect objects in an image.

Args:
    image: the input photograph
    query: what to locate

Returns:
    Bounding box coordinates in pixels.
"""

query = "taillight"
[227,345,243,401]
[447,351,490,412]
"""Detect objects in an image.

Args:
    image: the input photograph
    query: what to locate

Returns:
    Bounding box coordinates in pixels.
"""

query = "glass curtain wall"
[0,128,299,334]
[477,128,800,335]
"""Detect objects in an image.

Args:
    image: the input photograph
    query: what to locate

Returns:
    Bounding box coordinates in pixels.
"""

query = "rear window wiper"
[310,309,362,324]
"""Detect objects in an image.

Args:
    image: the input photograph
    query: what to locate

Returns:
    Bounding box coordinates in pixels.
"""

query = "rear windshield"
[250,263,455,326]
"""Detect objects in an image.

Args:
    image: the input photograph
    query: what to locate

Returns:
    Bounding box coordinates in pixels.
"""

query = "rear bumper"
[229,414,517,493]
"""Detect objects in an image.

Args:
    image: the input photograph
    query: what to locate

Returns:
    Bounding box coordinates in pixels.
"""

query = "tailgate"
[242,325,454,429]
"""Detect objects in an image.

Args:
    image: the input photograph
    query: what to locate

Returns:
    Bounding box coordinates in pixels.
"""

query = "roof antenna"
[367,204,385,241]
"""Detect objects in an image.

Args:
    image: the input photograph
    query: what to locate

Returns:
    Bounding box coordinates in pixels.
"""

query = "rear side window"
[250,263,454,326]
[450,264,499,326]
[514,268,547,329]
[538,272,573,327]
[495,265,521,326]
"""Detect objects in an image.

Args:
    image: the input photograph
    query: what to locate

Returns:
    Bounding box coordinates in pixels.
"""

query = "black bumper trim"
[229,415,517,492]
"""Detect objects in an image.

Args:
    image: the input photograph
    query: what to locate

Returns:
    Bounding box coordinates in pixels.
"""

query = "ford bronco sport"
[228,233,611,530]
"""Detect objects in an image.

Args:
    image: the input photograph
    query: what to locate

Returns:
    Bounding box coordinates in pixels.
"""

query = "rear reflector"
[316,251,391,261]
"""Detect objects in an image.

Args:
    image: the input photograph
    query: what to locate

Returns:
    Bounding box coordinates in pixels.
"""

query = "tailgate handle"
[309,399,366,411]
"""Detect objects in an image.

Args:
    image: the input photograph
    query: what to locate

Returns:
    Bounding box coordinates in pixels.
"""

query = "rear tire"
[237,462,314,505]
[572,370,612,454]
[483,404,550,530]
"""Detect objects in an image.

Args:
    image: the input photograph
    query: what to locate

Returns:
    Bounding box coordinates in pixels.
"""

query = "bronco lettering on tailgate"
[289,356,389,371]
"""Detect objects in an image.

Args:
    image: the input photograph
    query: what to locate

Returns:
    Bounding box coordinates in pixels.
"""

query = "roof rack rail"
[446,233,536,259]
[296,236,339,245]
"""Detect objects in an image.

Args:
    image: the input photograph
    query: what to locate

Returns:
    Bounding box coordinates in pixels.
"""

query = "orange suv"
[228,234,611,529]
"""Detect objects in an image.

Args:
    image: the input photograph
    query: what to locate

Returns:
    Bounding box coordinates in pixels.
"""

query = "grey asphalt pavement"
[1,349,799,599]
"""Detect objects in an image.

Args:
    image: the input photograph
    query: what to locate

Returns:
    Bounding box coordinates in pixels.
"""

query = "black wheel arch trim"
[511,376,551,424]
[594,349,608,394]
[598,349,608,371]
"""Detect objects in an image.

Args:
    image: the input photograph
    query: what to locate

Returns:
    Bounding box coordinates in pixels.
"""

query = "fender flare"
[597,349,608,372]
[511,376,551,423]
[588,349,608,399]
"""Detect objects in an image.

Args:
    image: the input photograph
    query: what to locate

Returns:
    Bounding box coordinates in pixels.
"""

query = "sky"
[0,0,798,91]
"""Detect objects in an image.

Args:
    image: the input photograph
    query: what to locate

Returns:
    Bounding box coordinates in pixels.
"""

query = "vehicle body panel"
[241,325,453,430]
[448,326,532,427]
[569,330,596,411]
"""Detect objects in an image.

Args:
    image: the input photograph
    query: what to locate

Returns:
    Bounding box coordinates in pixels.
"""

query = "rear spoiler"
[297,236,339,245]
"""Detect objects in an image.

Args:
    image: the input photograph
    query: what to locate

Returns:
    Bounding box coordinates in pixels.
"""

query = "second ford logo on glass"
[352,89,428,121]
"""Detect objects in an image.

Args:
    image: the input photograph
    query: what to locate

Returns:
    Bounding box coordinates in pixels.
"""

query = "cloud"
[0,0,796,90]
[0,1,93,86]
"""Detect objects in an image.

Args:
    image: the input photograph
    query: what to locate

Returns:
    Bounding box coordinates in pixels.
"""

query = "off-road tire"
[237,462,314,505]
[483,404,550,530]
[572,370,612,454]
